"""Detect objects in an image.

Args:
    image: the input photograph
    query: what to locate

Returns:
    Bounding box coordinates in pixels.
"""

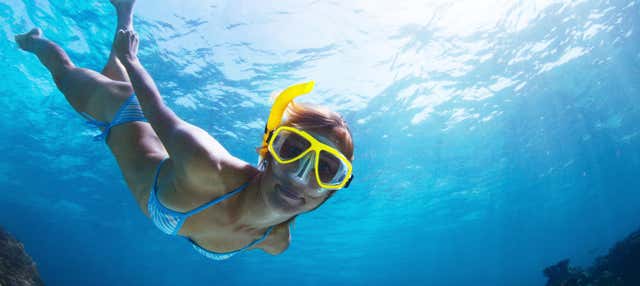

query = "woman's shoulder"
[175,153,259,196]
[158,154,257,213]
[168,122,258,193]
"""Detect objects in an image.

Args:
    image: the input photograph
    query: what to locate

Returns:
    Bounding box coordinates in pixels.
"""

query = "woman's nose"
[290,152,314,184]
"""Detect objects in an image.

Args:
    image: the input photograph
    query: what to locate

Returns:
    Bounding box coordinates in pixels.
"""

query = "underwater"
[1,0,639,285]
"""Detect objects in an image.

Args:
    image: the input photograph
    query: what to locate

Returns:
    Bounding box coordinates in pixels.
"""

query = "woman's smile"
[275,184,305,206]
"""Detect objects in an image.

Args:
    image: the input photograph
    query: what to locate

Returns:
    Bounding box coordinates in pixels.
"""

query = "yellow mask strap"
[259,81,315,159]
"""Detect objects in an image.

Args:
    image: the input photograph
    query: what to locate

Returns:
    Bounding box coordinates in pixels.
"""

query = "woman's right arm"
[114,29,233,186]
[114,30,188,157]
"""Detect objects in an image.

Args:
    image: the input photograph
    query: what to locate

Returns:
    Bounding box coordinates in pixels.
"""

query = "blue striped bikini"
[81,94,147,142]
[148,157,273,260]
[85,94,274,260]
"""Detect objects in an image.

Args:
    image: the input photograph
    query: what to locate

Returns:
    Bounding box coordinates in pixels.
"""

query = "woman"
[15,0,354,260]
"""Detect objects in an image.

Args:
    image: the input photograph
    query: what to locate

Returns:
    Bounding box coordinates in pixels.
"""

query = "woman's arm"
[113,29,229,183]
[121,57,181,142]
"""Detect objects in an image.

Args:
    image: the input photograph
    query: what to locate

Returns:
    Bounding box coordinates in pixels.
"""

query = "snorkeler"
[14,0,353,260]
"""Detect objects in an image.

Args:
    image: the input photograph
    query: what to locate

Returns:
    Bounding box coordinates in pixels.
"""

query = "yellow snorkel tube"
[258,81,315,162]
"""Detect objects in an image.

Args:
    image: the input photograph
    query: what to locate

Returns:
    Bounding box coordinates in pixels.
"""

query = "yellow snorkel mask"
[258,81,353,189]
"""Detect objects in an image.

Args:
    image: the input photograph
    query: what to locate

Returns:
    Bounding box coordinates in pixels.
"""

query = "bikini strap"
[153,157,170,191]
[183,179,251,217]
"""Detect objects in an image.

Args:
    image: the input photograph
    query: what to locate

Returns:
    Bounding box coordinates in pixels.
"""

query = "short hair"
[281,102,354,160]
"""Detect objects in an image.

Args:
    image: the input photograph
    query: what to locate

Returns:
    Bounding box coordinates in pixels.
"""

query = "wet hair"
[281,102,354,160]
[256,101,354,161]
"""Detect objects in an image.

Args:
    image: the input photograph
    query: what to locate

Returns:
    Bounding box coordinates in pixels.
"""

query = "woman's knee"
[52,62,84,92]
[53,67,104,114]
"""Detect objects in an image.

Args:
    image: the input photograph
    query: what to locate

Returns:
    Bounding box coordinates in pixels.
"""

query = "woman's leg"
[15,28,167,211]
[14,28,131,121]
[101,0,136,82]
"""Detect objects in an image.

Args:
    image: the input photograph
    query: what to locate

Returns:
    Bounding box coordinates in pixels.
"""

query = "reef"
[543,228,640,286]
[0,227,43,286]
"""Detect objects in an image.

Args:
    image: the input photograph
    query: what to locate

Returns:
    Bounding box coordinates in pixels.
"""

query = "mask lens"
[318,150,348,186]
[273,129,311,160]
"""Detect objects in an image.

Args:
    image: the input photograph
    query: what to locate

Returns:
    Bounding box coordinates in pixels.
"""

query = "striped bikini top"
[147,157,273,260]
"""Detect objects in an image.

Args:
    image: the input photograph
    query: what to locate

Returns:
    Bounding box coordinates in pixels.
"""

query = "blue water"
[1,0,639,285]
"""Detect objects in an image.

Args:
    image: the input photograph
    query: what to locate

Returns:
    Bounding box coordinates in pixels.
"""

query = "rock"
[0,227,44,286]
[543,259,587,286]
[543,228,640,286]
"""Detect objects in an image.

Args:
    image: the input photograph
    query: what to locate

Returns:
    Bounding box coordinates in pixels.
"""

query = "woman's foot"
[110,0,136,7]
[110,0,135,30]
[15,28,42,52]
[110,0,135,15]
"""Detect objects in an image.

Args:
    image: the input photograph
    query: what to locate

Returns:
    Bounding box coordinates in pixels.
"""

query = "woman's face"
[262,128,345,215]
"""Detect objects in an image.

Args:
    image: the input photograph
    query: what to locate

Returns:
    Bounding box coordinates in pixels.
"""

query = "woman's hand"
[114,28,139,64]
